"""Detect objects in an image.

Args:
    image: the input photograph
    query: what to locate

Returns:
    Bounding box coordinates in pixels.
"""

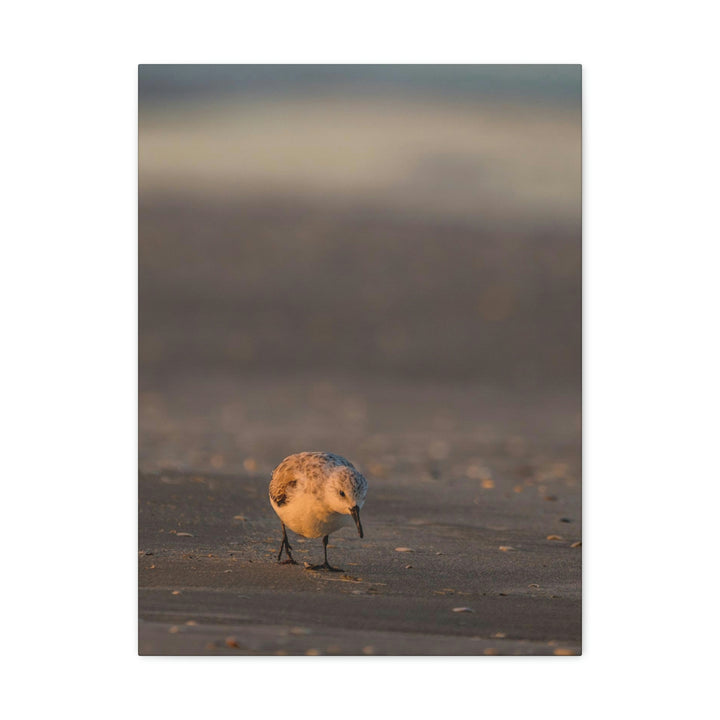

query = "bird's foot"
[306,561,343,572]
[278,557,298,565]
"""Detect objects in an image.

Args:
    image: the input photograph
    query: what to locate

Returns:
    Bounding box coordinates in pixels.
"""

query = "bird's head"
[326,466,368,537]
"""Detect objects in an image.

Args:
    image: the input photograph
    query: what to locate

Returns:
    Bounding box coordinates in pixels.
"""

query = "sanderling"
[269,451,368,571]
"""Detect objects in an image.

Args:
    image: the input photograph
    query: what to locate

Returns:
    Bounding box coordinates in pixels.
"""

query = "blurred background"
[139,65,581,479]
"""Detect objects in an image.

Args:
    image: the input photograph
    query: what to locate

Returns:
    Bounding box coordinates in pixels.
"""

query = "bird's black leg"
[277,523,298,565]
[307,534,343,572]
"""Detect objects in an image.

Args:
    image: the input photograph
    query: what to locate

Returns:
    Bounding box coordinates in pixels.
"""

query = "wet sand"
[139,187,581,656]
[139,376,581,656]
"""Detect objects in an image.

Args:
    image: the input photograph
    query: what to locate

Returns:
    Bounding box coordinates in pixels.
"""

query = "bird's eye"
[339,491,346,497]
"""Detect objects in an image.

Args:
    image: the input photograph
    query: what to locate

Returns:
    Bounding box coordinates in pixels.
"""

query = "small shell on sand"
[570,541,582,548]
[289,627,312,635]
[499,546,514,551]
[395,547,414,552]
[452,607,473,613]
[546,535,563,541]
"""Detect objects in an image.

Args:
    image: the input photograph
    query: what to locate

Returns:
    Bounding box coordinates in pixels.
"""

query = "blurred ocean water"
[139,65,580,107]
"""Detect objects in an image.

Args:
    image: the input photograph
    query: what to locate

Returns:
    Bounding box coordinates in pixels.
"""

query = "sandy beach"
[139,376,581,656]
[138,200,581,655]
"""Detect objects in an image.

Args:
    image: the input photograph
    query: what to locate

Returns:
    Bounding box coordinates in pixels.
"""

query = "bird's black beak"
[350,505,363,538]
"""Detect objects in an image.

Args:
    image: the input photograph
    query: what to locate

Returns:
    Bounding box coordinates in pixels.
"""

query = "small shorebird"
[269,452,368,571]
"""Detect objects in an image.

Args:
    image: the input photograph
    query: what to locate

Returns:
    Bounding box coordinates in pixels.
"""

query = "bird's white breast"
[271,491,351,539]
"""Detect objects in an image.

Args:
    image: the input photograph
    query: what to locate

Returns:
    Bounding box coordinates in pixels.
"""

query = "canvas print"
[139,64,581,655]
